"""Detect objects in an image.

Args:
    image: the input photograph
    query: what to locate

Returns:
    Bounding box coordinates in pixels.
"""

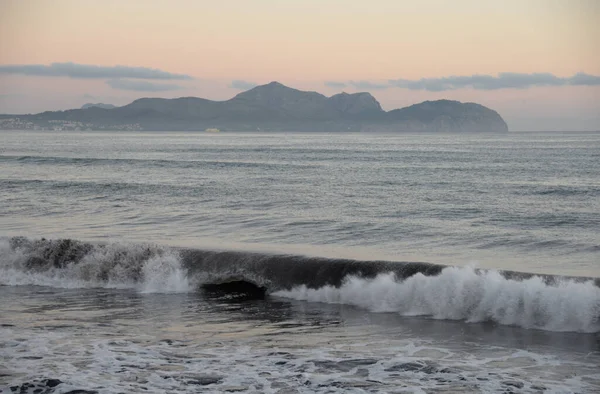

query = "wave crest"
[0,237,191,293]
[274,267,600,333]
[2,237,599,332]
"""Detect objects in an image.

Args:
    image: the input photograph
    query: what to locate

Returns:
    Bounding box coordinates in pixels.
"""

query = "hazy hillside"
[81,103,117,110]
[0,82,509,132]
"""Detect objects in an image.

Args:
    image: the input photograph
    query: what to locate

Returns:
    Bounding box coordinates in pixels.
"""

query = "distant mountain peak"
[231,81,328,109]
[329,91,383,115]
[265,81,285,87]
[238,81,301,96]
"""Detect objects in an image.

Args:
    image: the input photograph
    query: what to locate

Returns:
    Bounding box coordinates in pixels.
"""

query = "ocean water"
[0,130,599,393]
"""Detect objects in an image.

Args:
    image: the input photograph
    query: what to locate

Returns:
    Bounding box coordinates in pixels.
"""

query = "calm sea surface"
[1,130,599,275]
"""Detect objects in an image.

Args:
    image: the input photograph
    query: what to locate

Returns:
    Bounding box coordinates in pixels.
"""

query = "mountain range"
[0,82,508,132]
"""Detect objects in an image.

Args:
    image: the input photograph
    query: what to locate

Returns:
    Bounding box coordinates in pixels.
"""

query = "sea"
[0,130,599,394]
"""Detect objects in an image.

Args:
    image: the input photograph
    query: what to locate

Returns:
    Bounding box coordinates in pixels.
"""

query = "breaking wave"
[1,236,599,332]
[274,269,600,333]
[0,237,191,293]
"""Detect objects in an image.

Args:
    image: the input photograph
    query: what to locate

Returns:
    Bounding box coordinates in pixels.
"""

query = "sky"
[0,0,599,131]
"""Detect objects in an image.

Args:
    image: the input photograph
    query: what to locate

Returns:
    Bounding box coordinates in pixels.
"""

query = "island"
[0,82,508,132]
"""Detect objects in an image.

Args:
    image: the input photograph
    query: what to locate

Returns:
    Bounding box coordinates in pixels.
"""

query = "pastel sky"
[0,0,599,131]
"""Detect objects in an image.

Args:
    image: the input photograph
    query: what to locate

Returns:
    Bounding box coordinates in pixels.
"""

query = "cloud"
[106,79,183,92]
[388,72,600,91]
[569,72,600,86]
[325,81,347,88]
[325,72,600,92]
[349,80,389,90]
[0,62,192,80]
[229,80,258,90]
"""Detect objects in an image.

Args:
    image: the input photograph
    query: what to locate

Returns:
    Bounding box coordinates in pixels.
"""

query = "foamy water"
[275,269,600,333]
[1,285,599,394]
[0,239,192,293]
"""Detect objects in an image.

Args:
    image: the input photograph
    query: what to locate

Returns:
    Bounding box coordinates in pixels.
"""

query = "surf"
[1,236,598,333]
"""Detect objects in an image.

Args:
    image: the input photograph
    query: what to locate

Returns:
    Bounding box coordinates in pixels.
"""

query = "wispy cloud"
[349,80,389,90]
[325,81,347,88]
[229,80,258,90]
[0,62,192,80]
[106,79,183,92]
[568,72,600,86]
[389,73,566,91]
[325,80,389,90]
[325,72,600,92]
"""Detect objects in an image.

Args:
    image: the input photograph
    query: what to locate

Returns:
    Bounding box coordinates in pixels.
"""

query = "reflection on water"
[3,285,599,352]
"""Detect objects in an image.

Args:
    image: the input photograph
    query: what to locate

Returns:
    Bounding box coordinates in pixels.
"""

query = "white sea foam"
[0,239,191,293]
[2,321,598,394]
[139,252,192,293]
[274,266,600,333]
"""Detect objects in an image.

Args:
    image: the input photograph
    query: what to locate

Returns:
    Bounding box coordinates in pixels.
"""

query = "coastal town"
[0,117,142,131]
